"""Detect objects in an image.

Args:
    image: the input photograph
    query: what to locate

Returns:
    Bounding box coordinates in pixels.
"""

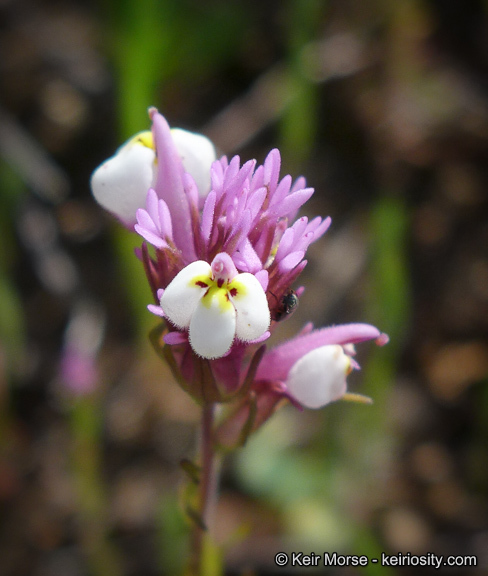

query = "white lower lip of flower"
[286,345,350,409]
[189,292,236,359]
[90,134,156,226]
[159,259,270,359]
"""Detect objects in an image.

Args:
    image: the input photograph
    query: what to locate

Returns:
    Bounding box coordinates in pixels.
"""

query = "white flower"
[160,253,270,359]
[91,131,156,227]
[90,128,216,226]
[286,345,351,409]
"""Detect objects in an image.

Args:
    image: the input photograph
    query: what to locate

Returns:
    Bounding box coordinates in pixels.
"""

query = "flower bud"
[286,345,351,409]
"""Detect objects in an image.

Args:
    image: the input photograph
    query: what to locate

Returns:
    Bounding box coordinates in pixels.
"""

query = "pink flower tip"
[211,252,237,282]
[148,304,165,317]
[375,332,390,346]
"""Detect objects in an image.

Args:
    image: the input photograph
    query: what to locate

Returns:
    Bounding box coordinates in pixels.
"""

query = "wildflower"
[286,345,352,408]
[257,323,388,408]
[215,324,388,447]
[91,108,387,411]
[160,252,270,359]
[90,125,216,228]
[90,108,390,575]
[90,131,155,227]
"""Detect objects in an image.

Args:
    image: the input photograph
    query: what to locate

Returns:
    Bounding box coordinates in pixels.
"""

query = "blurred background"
[1,0,488,574]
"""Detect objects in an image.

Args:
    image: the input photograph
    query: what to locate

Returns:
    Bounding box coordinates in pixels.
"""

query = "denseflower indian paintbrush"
[91,107,388,575]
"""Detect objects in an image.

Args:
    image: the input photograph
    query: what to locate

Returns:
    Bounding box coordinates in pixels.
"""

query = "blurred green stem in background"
[70,395,123,576]
[340,193,410,451]
[111,0,171,139]
[349,193,410,570]
[280,0,324,169]
[0,161,26,376]
[366,193,410,389]
[0,161,26,446]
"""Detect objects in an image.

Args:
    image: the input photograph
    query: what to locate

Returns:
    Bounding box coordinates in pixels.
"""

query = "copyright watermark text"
[274,551,478,569]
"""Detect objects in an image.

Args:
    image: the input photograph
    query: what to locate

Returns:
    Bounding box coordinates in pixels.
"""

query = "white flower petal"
[91,134,156,226]
[160,260,212,328]
[230,273,270,342]
[189,294,236,359]
[171,128,216,197]
[286,345,350,409]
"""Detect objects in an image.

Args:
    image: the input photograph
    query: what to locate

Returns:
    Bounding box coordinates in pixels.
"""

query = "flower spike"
[91,109,387,418]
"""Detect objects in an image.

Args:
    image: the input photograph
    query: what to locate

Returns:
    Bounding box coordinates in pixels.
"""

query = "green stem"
[189,402,220,576]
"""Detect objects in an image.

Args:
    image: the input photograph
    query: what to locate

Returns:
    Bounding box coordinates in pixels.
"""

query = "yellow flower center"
[190,274,249,314]
[130,131,154,149]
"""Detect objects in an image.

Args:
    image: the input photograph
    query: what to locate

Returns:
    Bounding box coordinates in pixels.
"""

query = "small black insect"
[271,289,299,321]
